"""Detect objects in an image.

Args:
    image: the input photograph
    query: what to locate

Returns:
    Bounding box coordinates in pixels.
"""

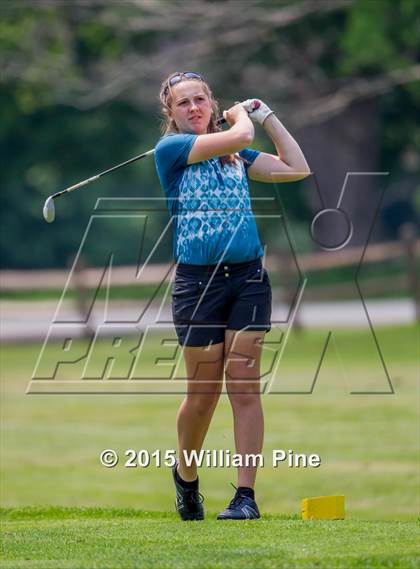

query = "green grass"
[1,325,419,567]
[1,326,418,517]
[1,507,419,568]
[2,508,420,569]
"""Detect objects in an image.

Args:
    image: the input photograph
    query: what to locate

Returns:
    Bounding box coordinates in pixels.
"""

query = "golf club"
[42,148,155,223]
[42,103,260,223]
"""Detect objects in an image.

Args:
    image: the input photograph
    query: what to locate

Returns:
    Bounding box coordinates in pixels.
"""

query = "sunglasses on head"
[163,72,204,98]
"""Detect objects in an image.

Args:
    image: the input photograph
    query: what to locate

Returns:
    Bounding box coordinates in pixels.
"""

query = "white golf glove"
[241,99,274,126]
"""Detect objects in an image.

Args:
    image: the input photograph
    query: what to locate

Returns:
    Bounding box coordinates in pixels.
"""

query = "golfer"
[155,71,310,521]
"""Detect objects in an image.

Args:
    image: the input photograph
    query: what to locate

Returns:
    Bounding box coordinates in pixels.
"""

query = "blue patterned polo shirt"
[155,133,264,265]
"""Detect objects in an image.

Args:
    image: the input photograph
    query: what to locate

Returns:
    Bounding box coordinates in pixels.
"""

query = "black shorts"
[172,258,272,347]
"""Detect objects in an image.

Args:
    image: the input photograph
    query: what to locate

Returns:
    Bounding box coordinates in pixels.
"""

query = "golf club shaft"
[51,149,155,199]
[51,116,228,200]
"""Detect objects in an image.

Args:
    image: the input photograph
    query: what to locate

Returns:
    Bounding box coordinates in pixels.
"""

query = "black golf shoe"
[217,487,260,520]
[172,462,204,521]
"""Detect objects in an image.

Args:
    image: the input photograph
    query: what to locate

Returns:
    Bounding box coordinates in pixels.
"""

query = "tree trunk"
[299,99,383,249]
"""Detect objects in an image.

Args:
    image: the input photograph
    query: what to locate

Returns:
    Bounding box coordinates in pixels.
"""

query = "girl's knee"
[227,388,260,409]
[185,392,220,416]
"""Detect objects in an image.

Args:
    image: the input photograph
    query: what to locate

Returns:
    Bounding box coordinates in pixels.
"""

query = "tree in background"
[1,0,418,267]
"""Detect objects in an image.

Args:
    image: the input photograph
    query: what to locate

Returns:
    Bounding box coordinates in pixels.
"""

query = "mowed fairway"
[1,325,419,568]
[1,508,419,569]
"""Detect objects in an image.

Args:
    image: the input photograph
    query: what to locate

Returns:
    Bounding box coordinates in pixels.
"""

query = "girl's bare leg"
[224,330,265,488]
[176,342,224,481]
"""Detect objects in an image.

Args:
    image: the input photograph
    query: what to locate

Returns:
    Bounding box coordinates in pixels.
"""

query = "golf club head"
[43,196,55,223]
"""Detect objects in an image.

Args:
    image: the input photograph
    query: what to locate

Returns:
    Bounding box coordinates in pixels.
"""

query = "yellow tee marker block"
[301,495,345,520]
